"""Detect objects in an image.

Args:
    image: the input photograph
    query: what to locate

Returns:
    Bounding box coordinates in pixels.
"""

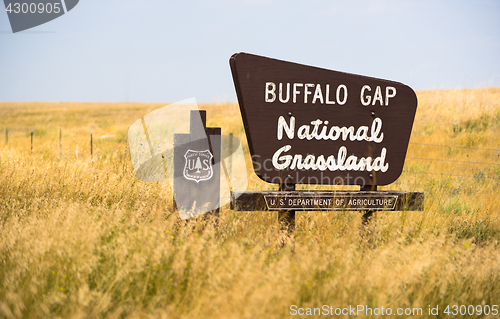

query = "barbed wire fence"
[3,127,500,180]
[3,126,99,159]
[404,142,500,180]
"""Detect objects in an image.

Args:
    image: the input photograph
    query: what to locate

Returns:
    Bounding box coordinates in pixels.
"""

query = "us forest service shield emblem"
[183,149,214,183]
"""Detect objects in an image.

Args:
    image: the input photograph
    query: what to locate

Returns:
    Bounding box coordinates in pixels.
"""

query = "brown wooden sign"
[230,53,418,186]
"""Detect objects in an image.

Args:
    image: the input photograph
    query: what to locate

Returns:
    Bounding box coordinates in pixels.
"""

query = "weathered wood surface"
[231,191,424,211]
[230,52,418,186]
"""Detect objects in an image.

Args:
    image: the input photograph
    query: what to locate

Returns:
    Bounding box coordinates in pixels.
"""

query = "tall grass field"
[1,88,500,318]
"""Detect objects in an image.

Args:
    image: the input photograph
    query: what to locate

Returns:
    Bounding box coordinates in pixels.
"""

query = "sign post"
[278,182,296,240]
[229,53,423,236]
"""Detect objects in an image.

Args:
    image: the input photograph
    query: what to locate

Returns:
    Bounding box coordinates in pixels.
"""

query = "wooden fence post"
[59,127,62,156]
[31,128,33,152]
[90,127,93,157]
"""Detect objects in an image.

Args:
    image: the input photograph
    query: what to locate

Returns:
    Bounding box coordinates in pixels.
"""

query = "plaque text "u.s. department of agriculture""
[263,194,398,210]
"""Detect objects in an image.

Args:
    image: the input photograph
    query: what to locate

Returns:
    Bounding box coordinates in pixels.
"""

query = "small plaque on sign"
[231,191,424,212]
[263,193,398,211]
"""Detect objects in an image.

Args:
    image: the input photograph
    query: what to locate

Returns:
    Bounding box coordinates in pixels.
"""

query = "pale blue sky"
[1,0,499,103]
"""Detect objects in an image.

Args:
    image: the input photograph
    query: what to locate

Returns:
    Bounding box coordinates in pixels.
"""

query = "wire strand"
[403,170,500,180]
[406,157,500,166]
[409,142,500,152]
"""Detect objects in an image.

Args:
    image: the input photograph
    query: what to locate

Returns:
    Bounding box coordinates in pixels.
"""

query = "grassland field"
[0,88,500,318]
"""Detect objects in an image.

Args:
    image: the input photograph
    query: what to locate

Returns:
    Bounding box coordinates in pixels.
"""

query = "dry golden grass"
[1,88,500,318]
